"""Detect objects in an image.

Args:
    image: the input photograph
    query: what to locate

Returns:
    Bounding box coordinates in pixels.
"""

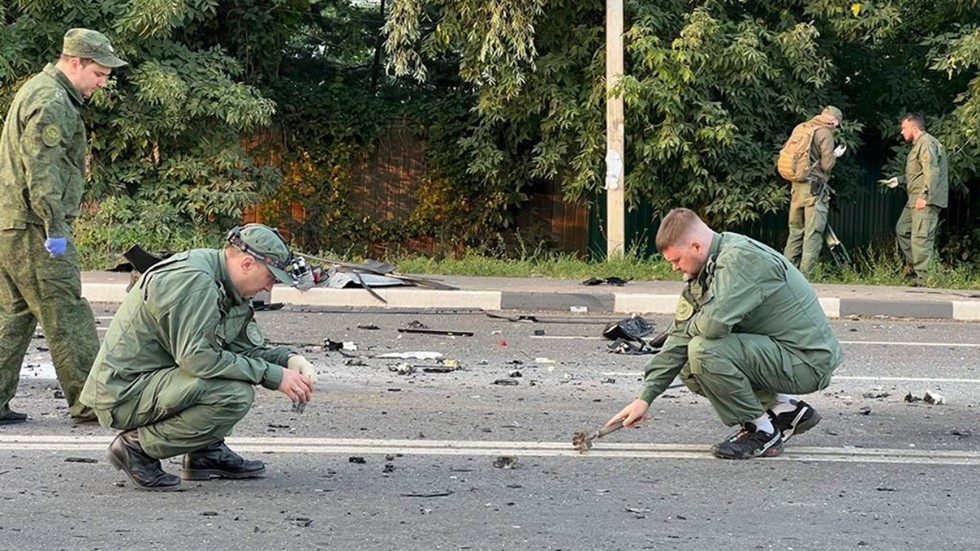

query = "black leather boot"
[105,430,181,491]
[180,440,266,480]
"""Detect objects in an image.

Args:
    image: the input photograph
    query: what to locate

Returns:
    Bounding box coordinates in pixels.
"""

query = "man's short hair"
[655,208,702,252]
[901,113,926,131]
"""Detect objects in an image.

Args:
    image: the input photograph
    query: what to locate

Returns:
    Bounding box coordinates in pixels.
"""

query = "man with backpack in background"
[779,106,847,277]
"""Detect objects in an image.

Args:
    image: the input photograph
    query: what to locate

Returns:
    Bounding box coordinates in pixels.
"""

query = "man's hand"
[287,355,318,386]
[833,144,847,158]
[44,237,67,257]
[606,398,650,429]
[279,367,314,404]
[915,197,927,210]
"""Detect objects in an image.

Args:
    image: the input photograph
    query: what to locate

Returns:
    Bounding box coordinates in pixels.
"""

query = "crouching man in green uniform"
[606,208,843,459]
[81,224,318,491]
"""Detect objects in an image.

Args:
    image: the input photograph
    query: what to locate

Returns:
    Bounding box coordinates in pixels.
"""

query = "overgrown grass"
[74,211,980,291]
[394,250,676,280]
[395,245,980,289]
[74,197,221,270]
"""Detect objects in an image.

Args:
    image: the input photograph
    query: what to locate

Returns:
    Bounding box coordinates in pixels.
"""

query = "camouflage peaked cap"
[62,28,127,68]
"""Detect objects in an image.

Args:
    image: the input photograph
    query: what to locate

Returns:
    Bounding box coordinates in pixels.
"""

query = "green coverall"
[0,64,100,421]
[80,249,295,459]
[895,132,948,278]
[783,117,838,277]
[640,233,843,426]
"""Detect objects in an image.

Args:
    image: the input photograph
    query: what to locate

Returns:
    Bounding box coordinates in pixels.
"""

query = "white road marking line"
[2,435,978,466]
[531,335,605,340]
[839,340,979,348]
[833,375,980,384]
[599,372,980,384]
[532,337,980,347]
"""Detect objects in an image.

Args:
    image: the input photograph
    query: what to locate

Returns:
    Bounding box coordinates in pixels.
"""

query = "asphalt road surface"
[2,305,978,551]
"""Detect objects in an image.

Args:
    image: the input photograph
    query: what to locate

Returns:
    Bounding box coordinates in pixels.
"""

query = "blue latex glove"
[44,237,68,257]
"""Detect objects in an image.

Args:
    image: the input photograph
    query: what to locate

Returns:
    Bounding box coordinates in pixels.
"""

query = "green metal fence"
[589,184,912,261]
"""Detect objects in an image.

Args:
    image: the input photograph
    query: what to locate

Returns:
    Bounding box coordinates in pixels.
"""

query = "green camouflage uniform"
[639,233,843,426]
[895,132,948,277]
[783,115,838,277]
[0,64,100,421]
[80,249,294,459]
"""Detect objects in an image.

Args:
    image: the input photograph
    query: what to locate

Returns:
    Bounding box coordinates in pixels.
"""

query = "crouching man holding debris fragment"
[605,208,842,459]
[80,224,318,490]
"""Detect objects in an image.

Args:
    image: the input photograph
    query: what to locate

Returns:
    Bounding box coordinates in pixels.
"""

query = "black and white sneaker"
[768,400,821,442]
[712,423,783,460]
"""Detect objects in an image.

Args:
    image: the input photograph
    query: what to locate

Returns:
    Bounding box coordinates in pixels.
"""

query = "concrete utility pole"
[605,0,625,258]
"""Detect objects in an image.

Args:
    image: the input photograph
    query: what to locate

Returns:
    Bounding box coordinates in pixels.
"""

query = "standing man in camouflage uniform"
[882,113,949,282]
[81,224,319,491]
[782,106,847,277]
[0,29,127,425]
[606,208,843,459]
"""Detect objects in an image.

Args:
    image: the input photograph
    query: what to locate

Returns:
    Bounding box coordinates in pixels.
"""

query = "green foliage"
[384,0,980,242]
[1,0,284,241]
[72,196,221,270]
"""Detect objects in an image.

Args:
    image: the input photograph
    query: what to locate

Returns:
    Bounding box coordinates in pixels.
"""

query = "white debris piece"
[376,351,444,360]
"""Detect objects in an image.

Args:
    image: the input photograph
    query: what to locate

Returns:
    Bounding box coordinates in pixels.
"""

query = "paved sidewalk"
[80,272,980,321]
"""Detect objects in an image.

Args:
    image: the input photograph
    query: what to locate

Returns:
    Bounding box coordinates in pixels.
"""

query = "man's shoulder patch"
[41,124,62,147]
[674,296,695,322]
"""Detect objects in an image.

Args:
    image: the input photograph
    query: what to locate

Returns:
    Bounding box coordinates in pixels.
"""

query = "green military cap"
[822,105,843,122]
[232,224,294,283]
[62,28,127,68]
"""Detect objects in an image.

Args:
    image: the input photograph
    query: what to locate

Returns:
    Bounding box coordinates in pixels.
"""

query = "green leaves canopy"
[385,0,980,228]
[1,0,283,230]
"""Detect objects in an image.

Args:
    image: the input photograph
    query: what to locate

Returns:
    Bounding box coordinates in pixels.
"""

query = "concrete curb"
[80,282,980,321]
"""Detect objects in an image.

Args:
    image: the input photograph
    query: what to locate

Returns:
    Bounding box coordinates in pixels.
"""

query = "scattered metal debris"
[493,379,519,386]
[492,456,519,469]
[64,457,97,463]
[357,323,380,330]
[253,300,284,312]
[389,363,416,375]
[858,406,872,415]
[924,391,945,405]
[905,391,946,405]
[582,276,629,286]
[423,359,461,373]
[397,327,474,337]
[324,339,357,351]
[348,456,367,464]
[400,491,454,498]
[377,352,444,361]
